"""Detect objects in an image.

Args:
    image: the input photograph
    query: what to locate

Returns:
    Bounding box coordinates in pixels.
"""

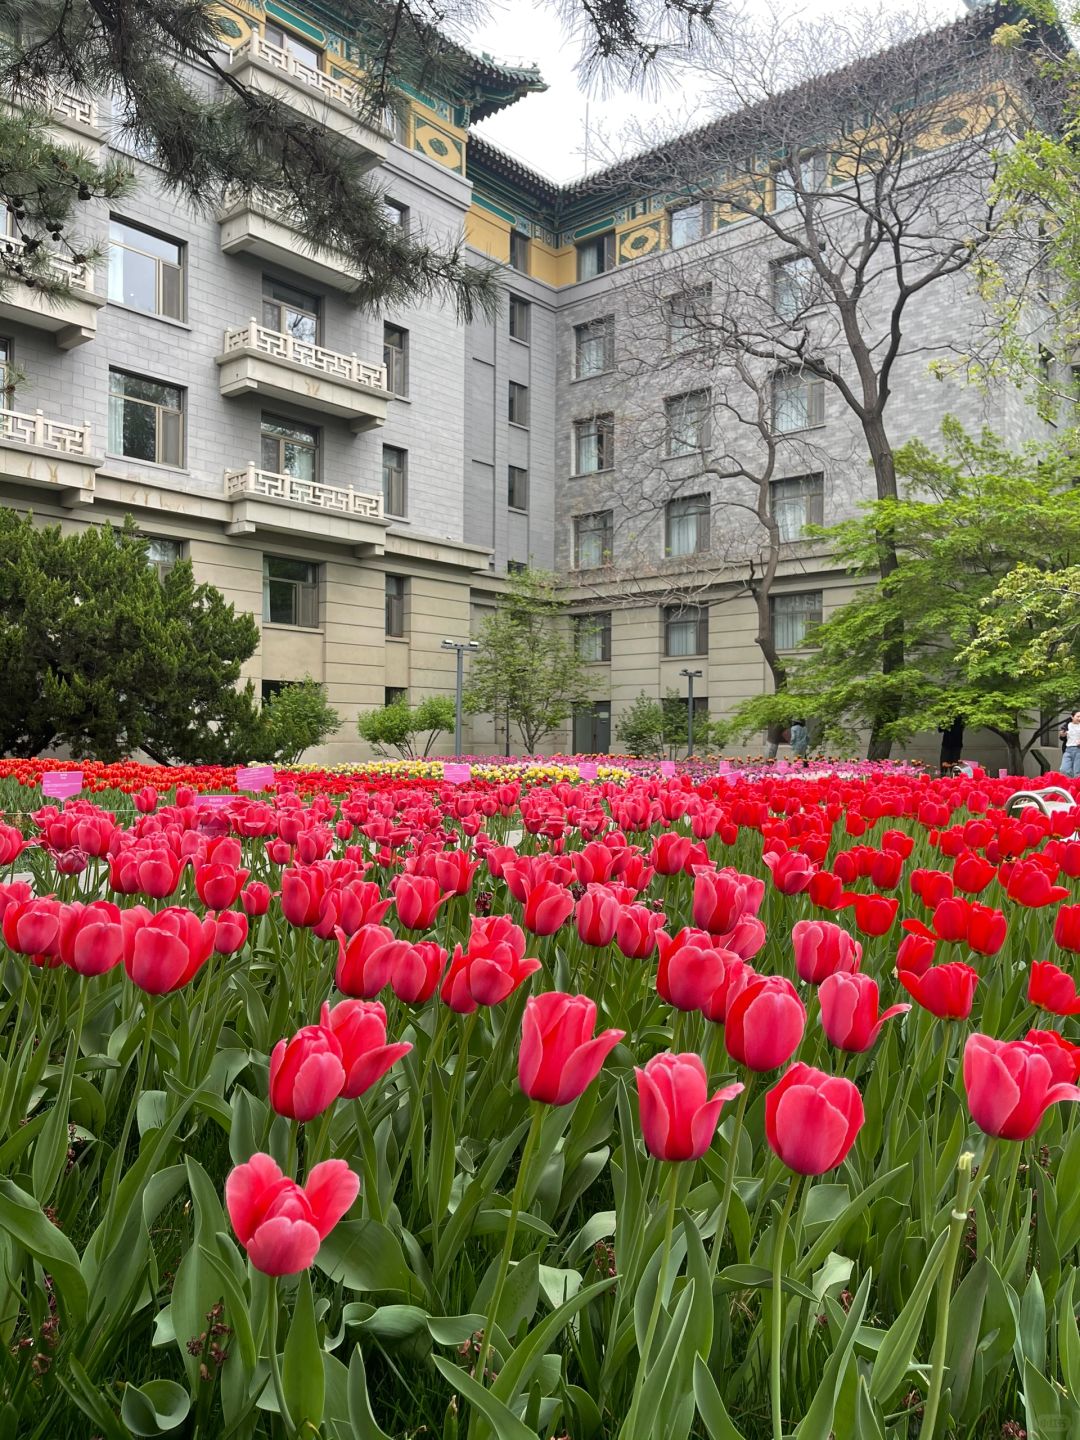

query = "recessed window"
[261,414,318,480]
[263,277,320,344]
[670,201,708,248]
[667,286,711,354]
[573,511,613,569]
[573,701,611,753]
[262,679,288,702]
[573,414,615,475]
[0,336,13,409]
[771,591,823,650]
[508,465,529,511]
[383,323,408,396]
[263,556,319,628]
[385,574,406,637]
[771,473,824,542]
[385,685,407,706]
[507,559,527,575]
[665,494,710,557]
[265,21,322,71]
[509,231,530,274]
[509,295,531,343]
[383,199,409,232]
[665,390,711,456]
[774,152,828,212]
[574,612,612,662]
[664,604,708,657]
[383,101,409,144]
[382,445,407,516]
[108,219,184,320]
[576,232,616,281]
[574,316,614,378]
[509,381,530,427]
[772,256,819,322]
[108,370,184,466]
[144,536,182,581]
[772,369,825,433]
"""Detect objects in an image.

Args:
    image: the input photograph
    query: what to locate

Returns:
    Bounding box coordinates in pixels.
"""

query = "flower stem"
[266,1276,295,1437]
[621,1162,680,1440]
[710,1082,750,1277]
[771,1174,801,1440]
[105,997,155,1235]
[918,1151,974,1440]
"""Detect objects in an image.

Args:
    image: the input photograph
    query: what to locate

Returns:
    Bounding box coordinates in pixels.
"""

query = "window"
[573,702,611,753]
[774,151,827,211]
[262,679,288,703]
[144,536,181,581]
[509,296,531,343]
[261,414,318,480]
[507,559,527,575]
[772,369,825,433]
[665,390,711,456]
[108,370,184,466]
[383,101,408,144]
[382,199,409,232]
[508,465,529,511]
[108,220,184,320]
[667,286,711,354]
[575,612,612,662]
[771,591,823,650]
[383,323,408,396]
[573,414,615,474]
[385,574,406,637]
[508,381,530,427]
[385,686,407,707]
[665,494,710,557]
[772,256,819,321]
[574,317,614,378]
[574,511,613,569]
[265,21,322,71]
[0,336,12,408]
[382,445,407,516]
[263,277,320,344]
[670,201,707,248]
[509,231,530,274]
[263,556,319,628]
[576,232,616,281]
[664,605,709,657]
[771,473,824,542]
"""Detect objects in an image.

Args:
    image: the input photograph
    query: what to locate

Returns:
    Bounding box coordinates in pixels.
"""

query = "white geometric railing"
[0,408,93,455]
[224,464,383,518]
[49,87,97,130]
[222,320,387,392]
[231,33,359,110]
[3,232,92,291]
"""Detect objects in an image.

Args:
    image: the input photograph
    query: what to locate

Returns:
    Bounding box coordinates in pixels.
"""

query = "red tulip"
[649,832,692,876]
[241,882,272,917]
[1054,903,1080,954]
[576,885,620,947]
[433,849,481,896]
[518,991,624,1105]
[635,1052,743,1161]
[225,1152,358,1275]
[213,910,249,956]
[850,893,899,937]
[895,931,936,977]
[691,867,764,935]
[963,1032,1080,1140]
[0,823,25,866]
[762,848,815,895]
[952,852,996,895]
[268,1019,345,1121]
[614,904,667,960]
[281,865,328,928]
[910,868,954,908]
[765,1063,864,1174]
[929,897,970,944]
[1005,861,1069,909]
[1026,1028,1080,1084]
[440,939,542,1013]
[868,850,903,891]
[133,786,158,814]
[335,924,401,999]
[700,954,757,1024]
[714,914,767,962]
[1027,960,1080,1016]
[389,940,447,1004]
[791,920,861,985]
[521,878,575,936]
[392,873,451,931]
[808,871,852,911]
[122,906,216,994]
[323,999,412,1098]
[656,929,730,1013]
[898,961,978,1020]
[57,900,125,976]
[724,976,807,1071]
[965,902,1008,957]
[194,862,249,911]
[818,972,909,1053]
[314,880,392,939]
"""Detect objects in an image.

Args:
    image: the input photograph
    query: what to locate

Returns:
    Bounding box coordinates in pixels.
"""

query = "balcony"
[216,320,388,432]
[0,237,104,348]
[0,408,100,502]
[223,465,386,552]
[217,191,366,294]
[225,34,387,171]
[5,85,103,156]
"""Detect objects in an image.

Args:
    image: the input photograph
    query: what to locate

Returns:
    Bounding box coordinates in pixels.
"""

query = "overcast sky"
[467,0,964,182]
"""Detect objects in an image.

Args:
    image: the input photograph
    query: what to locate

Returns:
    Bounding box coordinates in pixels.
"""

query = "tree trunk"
[862,412,902,760]
[1005,732,1024,777]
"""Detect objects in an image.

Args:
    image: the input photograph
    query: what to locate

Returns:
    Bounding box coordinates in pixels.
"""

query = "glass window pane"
[159,408,181,466]
[671,203,703,247]
[283,440,315,480]
[266,557,315,583]
[160,263,182,319]
[122,398,157,462]
[267,580,297,625]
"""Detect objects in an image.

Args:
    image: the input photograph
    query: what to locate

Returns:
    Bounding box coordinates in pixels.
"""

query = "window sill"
[262,622,324,635]
[508,421,530,432]
[107,301,192,331]
[388,393,411,404]
[571,370,613,383]
[508,505,529,516]
[570,467,615,479]
[385,634,409,644]
[105,453,190,475]
[776,423,826,437]
[384,512,409,524]
[665,652,707,660]
[509,336,530,348]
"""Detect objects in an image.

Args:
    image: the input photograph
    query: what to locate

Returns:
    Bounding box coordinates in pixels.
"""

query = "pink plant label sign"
[577,762,599,780]
[660,761,677,778]
[42,771,82,799]
[197,795,232,811]
[236,765,274,792]
[443,763,472,784]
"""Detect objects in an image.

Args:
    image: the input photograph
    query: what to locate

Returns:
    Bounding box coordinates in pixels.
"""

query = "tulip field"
[4,757,1080,1439]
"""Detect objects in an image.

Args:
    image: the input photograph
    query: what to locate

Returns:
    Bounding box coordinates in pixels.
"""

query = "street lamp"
[441,639,479,758]
[679,668,704,758]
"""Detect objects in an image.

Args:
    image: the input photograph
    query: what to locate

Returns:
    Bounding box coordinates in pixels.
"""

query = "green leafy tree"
[728,423,1080,771]
[260,678,340,763]
[357,694,455,758]
[615,692,665,757]
[0,509,264,762]
[466,568,592,753]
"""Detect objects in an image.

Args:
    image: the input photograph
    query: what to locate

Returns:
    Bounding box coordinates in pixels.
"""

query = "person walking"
[1062,712,1080,778]
[790,718,809,762]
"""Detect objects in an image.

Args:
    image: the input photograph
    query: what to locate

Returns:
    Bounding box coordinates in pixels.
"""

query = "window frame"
[770,473,825,542]
[108,368,185,467]
[508,295,531,344]
[143,535,182,582]
[772,368,826,434]
[262,555,320,629]
[384,573,406,638]
[260,412,320,481]
[262,276,321,345]
[573,510,614,569]
[576,232,616,281]
[573,413,615,475]
[264,20,323,70]
[383,322,408,397]
[665,390,712,457]
[572,700,612,753]
[667,285,711,355]
[382,444,408,518]
[382,199,409,233]
[771,590,823,651]
[509,231,530,274]
[665,493,710,557]
[771,255,820,322]
[669,200,708,248]
[574,611,612,663]
[108,218,185,322]
[773,150,828,212]
[574,316,614,379]
[663,604,709,658]
[508,381,530,428]
[507,465,529,512]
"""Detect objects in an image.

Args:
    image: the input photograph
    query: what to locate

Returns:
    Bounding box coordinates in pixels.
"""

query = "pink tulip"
[226,1152,358,1275]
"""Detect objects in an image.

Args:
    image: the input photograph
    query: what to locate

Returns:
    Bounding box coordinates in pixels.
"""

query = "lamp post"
[441,639,478,759]
[679,668,703,757]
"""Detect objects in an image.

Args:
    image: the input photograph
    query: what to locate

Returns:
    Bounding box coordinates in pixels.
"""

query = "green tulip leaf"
[120,1379,191,1436]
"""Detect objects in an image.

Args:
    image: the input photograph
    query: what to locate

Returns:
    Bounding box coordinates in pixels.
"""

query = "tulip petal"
[305,1159,361,1238]
[553,1029,625,1105]
[772,1086,851,1175]
[340,1042,413,1099]
[246,1215,321,1276]
[225,1153,284,1245]
[290,1053,346,1123]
